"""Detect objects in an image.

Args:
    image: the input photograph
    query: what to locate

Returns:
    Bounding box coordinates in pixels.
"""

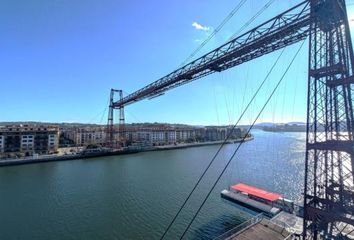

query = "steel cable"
[159,45,287,240]
[180,0,248,67]
[229,0,276,41]
[179,40,305,240]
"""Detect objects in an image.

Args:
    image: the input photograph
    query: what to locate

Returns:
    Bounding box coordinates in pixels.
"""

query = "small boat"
[221,183,294,217]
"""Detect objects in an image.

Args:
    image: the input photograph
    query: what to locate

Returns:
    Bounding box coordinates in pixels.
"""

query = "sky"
[1,0,354,125]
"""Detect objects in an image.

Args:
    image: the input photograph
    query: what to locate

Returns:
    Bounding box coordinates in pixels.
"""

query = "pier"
[219,183,304,239]
[221,189,281,217]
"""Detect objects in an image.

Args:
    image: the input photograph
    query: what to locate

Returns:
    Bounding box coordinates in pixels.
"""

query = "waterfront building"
[204,126,245,141]
[150,129,177,145]
[205,127,226,141]
[124,124,245,145]
[124,124,178,146]
[62,126,106,146]
[176,128,196,142]
[0,124,59,158]
[0,135,4,153]
[61,123,246,148]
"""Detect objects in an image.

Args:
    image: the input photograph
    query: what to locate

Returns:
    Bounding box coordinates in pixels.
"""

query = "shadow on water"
[190,197,260,239]
[220,198,259,215]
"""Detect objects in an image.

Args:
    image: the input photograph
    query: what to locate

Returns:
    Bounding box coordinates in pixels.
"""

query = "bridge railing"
[213,213,264,240]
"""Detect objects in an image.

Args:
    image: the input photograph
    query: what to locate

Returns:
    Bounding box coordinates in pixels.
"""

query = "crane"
[107,0,354,238]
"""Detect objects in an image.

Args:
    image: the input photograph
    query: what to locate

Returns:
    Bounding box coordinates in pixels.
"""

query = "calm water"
[0,130,305,240]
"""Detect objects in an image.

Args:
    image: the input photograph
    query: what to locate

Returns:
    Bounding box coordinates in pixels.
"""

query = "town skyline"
[0,120,306,126]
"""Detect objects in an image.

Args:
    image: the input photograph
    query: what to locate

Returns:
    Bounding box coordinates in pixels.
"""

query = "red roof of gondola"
[231,183,282,202]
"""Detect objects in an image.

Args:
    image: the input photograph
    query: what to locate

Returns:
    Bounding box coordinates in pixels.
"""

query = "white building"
[0,125,59,157]
[176,129,196,142]
[62,127,107,146]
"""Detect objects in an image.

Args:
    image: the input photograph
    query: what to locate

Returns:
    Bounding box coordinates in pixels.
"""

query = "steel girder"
[112,0,311,108]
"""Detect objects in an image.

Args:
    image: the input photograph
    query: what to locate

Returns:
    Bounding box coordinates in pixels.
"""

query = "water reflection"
[0,130,306,240]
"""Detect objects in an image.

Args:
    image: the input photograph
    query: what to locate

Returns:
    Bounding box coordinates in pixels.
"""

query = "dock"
[221,189,281,217]
[219,183,302,239]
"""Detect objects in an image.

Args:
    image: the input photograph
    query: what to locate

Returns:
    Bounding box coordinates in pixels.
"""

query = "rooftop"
[231,183,282,202]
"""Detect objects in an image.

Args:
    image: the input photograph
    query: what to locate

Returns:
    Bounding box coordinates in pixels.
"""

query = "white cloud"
[192,22,210,31]
[350,18,354,28]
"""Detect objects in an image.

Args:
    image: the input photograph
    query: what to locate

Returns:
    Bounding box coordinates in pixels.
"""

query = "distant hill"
[0,121,307,130]
[256,122,305,126]
[253,122,307,132]
[255,122,276,127]
[287,122,306,125]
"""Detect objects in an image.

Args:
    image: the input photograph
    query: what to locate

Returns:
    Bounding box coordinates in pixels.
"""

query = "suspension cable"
[180,0,248,67]
[159,46,287,240]
[229,0,276,41]
[179,40,305,239]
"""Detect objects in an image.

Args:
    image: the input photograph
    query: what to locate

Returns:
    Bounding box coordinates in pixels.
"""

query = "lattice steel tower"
[106,89,125,148]
[303,0,354,238]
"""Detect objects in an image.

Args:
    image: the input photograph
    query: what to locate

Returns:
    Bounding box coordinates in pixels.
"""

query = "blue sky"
[1,0,354,125]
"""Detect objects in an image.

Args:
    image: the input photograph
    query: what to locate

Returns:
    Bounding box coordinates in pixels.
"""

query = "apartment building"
[204,126,244,141]
[176,128,196,142]
[125,125,178,146]
[61,124,246,147]
[0,135,4,153]
[120,124,245,145]
[0,124,59,158]
[61,126,106,146]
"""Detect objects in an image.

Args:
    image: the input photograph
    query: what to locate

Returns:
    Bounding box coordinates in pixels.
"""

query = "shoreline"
[150,136,254,151]
[0,149,139,167]
[0,136,254,167]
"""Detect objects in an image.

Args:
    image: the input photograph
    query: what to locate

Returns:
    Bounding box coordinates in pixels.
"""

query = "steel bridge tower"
[106,89,125,148]
[303,0,354,238]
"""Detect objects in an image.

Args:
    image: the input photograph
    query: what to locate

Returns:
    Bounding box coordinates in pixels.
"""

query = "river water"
[0,130,306,240]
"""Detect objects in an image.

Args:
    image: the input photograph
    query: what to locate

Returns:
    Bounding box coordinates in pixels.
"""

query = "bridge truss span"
[112,0,311,108]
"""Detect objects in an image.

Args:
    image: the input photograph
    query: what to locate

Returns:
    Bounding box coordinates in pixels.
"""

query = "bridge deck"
[225,219,291,240]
